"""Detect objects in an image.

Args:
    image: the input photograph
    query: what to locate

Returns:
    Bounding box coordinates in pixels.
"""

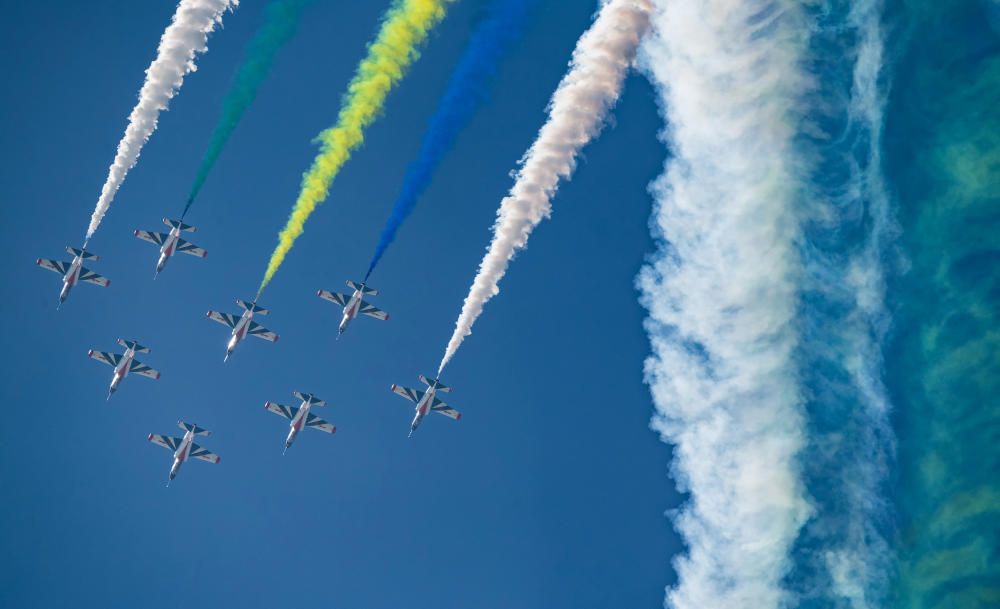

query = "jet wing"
[176,239,207,258]
[317,290,348,307]
[248,321,279,342]
[431,399,461,420]
[207,311,238,328]
[79,268,110,287]
[88,350,122,367]
[148,434,182,451]
[391,385,424,403]
[305,413,336,434]
[134,230,167,246]
[129,359,161,380]
[37,259,69,275]
[359,300,389,321]
[189,443,221,464]
[264,402,298,420]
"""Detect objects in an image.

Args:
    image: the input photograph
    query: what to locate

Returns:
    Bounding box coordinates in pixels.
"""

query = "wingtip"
[456,413,462,421]
[35,258,42,266]
[390,384,397,392]
[147,433,154,441]
[87,349,94,357]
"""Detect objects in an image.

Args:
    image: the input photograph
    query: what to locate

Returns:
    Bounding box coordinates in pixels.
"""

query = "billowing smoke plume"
[184,0,310,217]
[87,0,238,239]
[637,1,813,607]
[364,0,533,281]
[437,0,651,374]
[638,1,894,607]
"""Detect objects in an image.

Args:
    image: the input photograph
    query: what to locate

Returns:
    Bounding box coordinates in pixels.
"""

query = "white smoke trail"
[437,0,652,374]
[804,1,894,605]
[86,0,238,240]
[637,1,814,608]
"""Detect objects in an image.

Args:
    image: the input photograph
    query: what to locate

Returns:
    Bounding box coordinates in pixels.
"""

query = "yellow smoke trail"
[258,0,451,295]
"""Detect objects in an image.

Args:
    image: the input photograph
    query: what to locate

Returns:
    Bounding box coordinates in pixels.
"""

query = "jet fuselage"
[338,288,365,335]
[169,429,195,482]
[58,255,84,304]
[284,398,314,450]
[155,226,182,274]
[226,309,256,361]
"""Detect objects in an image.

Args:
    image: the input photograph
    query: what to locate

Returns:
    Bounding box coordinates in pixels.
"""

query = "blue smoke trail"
[364,0,533,281]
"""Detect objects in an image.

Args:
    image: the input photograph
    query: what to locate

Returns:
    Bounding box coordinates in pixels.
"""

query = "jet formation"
[38,223,464,483]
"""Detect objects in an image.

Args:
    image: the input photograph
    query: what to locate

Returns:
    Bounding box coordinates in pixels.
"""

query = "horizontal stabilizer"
[66,246,98,261]
[177,421,211,436]
[346,280,378,296]
[293,391,326,407]
[236,299,269,315]
[163,218,197,232]
[419,375,451,393]
[117,338,151,353]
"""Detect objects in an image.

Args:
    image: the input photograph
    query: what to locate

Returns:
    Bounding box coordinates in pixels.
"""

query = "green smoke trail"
[184,0,310,216]
[886,1,1000,607]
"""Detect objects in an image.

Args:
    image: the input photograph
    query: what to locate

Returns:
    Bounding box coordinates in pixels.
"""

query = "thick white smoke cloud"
[86,0,237,240]
[637,1,814,608]
[437,0,652,374]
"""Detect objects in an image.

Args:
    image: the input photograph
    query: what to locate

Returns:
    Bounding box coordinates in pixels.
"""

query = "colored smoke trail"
[363,0,533,281]
[638,1,813,606]
[886,0,1000,606]
[258,0,452,295]
[184,0,311,217]
[437,0,651,374]
[86,0,238,239]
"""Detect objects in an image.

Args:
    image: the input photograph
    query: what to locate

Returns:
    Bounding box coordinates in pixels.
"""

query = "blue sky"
[0,1,678,607]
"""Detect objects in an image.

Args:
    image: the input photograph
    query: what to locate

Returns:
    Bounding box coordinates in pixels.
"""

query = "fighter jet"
[264,391,337,454]
[134,218,207,277]
[148,421,220,486]
[206,298,279,361]
[88,339,161,399]
[36,246,110,308]
[390,375,461,437]
[317,280,389,338]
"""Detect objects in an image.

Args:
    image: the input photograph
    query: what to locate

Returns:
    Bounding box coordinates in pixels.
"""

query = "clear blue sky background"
[0,1,678,607]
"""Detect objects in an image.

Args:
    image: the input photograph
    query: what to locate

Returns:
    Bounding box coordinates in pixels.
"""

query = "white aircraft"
[36,246,110,308]
[134,218,207,277]
[88,339,161,399]
[264,391,337,453]
[390,375,461,437]
[317,280,389,338]
[148,421,220,486]
[206,298,279,361]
